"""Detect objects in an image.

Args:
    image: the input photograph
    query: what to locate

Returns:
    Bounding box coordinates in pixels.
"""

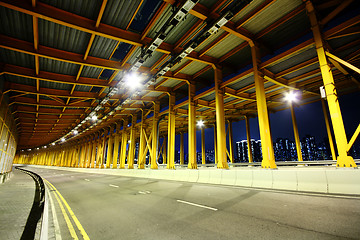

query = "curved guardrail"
[15,166,46,240]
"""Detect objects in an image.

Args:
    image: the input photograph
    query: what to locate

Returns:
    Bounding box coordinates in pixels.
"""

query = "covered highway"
[1,0,360,239]
[16,165,360,239]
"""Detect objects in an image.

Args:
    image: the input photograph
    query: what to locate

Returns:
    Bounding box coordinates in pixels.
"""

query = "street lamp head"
[197,119,205,128]
[284,91,298,103]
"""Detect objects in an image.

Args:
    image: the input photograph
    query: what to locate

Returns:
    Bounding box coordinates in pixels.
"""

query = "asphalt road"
[23,166,360,240]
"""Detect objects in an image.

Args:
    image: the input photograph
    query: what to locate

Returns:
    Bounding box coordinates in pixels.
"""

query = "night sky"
[174,91,360,153]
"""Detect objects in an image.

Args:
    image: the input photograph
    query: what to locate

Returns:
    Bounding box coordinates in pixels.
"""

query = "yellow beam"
[290,103,303,162]
[188,83,197,169]
[167,94,176,169]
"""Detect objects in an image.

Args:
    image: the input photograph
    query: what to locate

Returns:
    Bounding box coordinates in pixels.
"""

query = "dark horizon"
[173,91,360,153]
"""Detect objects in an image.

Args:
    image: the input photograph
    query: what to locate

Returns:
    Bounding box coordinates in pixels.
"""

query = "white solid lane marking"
[177,200,218,211]
[145,191,151,194]
[84,179,90,182]
[138,191,146,194]
[109,184,119,188]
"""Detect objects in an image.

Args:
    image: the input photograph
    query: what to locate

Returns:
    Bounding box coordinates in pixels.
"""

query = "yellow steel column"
[90,135,97,168]
[214,66,229,169]
[228,120,234,164]
[201,127,205,164]
[120,120,128,169]
[290,103,303,161]
[128,115,137,169]
[162,136,167,164]
[213,124,218,164]
[86,139,92,168]
[321,99,337,160]
[180,132,184,165]
[99,132,106,168]
[167,94,176,169]
[306,1,356,167]
[251,44,277,168]
[245,116,253,163]
[188,82,197,169]
[151,102,160,169]
[112,123,120,169]
[138,112,146,169]
[80,142,87,167]
[106,126,114,168]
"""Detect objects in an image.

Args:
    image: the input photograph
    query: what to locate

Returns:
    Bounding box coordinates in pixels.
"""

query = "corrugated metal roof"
[146,5,173,39]
[39,19,91,54]
[39,57,79,76]
[80,66,103,79]
[242,0,302,34]
[283,62,319,79]
[198,0,218,9]
[170,59,190,72]
[0,6,33,42]
[0,49,35,69]
[180,61,208,75]
[89,36,118,59]
[228,74,254,91]
[200,92,215,101]
[40,80,72,91]
[74,85,92,92]
[40,0,102,20]
[161,78,182,88]
[144,91,162,98]
[232,0,268,22]
[266,44,315,69]
[206,34,245,58]
[143,51,164,68]
[165,15,199,45]
[102,0,143,29]
[224,96,237,104]
[259,11,310,50]
[4,75,36,87]
[195,29,226,52]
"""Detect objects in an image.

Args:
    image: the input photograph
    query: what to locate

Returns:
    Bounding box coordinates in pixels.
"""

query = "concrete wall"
[29,165,360,195]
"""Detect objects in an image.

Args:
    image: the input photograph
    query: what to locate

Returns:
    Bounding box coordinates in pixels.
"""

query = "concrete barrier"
[272,169,298,191]
[325,169,360,195]
[27,165,360,196]
[252,169,273,189]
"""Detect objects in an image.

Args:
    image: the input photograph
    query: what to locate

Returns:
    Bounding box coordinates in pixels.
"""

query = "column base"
[261,159,277,169]
[217,162,229,169]
[188,163,197,169]
[336,155,357,168]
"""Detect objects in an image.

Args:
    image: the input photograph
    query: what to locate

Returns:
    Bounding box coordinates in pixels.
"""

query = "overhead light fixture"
[52,143,55,146]
[73,130,78,135]
[197,119,205,128]
[61,138,66,142]
[125,72,142,90]
[284,91,298,103]
[91,115,98,121]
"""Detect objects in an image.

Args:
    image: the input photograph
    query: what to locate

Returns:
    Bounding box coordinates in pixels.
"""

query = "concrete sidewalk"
[0,167,35,239]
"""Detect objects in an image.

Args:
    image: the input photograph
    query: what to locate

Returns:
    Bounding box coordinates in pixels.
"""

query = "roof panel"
[81,66,103,78]
[102,0,143,29]
[89,36,118,59]
[180,61,208,75]
[0,49,35,69]
[0,6,33,42]
[161,78,182,88]
[243,0,302,34]
[39,57,80,76]
[165,15,199,45]
[206,34,245,58]
[39,19,91,54]
[40,0,102,20]
[4,75,36,87]
[232,0,268,22]
[40,80,72,91]
[227,74,254,91]
[195,29,226,52]
[74,85,92,92]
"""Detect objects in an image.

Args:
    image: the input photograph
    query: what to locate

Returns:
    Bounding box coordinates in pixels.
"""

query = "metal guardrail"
[15,166,46,240]
[117,159,360,169]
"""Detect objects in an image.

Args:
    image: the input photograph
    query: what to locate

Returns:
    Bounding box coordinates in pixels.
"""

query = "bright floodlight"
[91,115,97,121]
[44,146,47,149]
[61,138,66,142]
[197,119,205,128]
[284,91,297,103]
[73,130,79,135]
[36,147,39,150]
[52,142,55,146]
[125,72,142,90]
